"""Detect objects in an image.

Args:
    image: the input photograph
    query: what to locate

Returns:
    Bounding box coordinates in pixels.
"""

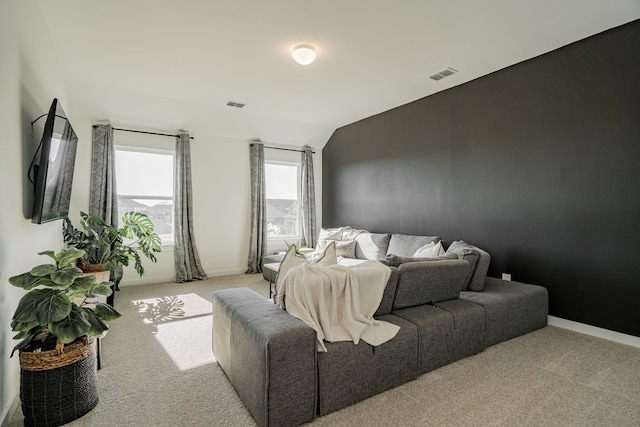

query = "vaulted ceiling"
[37,1,640,148]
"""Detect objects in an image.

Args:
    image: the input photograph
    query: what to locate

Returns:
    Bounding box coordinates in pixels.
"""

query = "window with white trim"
[265,161,301,240]
[115,146,174,245]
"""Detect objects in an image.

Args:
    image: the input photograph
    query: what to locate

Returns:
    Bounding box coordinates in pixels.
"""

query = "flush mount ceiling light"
[292,44,317,65]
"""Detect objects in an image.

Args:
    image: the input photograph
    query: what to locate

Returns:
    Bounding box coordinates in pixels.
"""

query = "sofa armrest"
[212,288,317,427]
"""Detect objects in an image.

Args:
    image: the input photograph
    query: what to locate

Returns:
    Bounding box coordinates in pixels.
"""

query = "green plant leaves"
[83,308,109,337]
[94,302,122,321]
[121,211,155,236]
[9,272,44,290]
[35,290,73,324]
[64,211,160,280]
[10,247,123,355]
[49,305,92,344]
[38,250,56,261]
[50,266,83,287]
[11,318,40,333]
[11,334,37,358]
[91,282,114,297]
[13,289,53,322]
[13,289,72,327]
[55,248,86,267]
[31,264,57,277]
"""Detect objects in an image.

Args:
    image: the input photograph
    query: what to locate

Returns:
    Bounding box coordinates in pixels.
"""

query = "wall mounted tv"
[31,98,79,224]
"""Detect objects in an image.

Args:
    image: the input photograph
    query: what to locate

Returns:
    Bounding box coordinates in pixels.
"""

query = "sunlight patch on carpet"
[132,293,216,371]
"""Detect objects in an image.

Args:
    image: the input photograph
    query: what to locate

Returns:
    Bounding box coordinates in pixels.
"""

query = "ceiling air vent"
[429,67,458,81]
[226,101,245,108]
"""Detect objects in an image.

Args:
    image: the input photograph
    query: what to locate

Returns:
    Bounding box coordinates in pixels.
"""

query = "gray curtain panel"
[174,133,208,283]
[246,142,266,274]
[300,145,317,248]
[89,124,119,227]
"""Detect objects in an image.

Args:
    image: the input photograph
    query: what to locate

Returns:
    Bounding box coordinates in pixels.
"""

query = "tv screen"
[31,98,78,224]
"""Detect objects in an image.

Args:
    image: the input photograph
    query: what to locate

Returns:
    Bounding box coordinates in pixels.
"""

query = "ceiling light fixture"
[292,44,317,65]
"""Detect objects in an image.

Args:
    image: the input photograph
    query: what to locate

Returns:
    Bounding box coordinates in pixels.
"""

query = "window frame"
[265,160,302,242]
[114,145,175,247]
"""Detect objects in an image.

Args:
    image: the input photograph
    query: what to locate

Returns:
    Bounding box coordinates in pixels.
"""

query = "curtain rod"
[92,125,194,140]
[251,143,315,154]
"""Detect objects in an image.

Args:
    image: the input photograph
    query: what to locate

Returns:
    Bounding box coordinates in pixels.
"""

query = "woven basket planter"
[19,337,98,427]
[77,259,105,273]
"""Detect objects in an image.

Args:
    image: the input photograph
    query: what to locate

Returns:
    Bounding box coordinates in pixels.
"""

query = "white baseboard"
[548,316,640,349]
[1,386,20,427]
[119,268,247,287]
[205,268,248,278]
[120,275,175,287]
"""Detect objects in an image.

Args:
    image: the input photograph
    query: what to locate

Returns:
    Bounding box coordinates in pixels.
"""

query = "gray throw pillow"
[354,233,391,260]
[445,241,490,291]
[387,233,441,257]
[317,239,357,258]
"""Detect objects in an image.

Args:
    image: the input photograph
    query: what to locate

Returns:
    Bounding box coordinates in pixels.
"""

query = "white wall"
[0,2,70,425]
[68,118,323,285]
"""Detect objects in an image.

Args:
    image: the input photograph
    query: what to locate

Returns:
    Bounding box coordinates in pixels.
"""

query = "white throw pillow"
[413,241,445,257]
[318,227,344,241]
[315,241,337,266]
[276,242,337,292]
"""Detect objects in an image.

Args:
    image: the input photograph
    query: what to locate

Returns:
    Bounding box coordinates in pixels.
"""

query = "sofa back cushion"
[386,233,441,257]
[383,252,458,267]
[354,233,391,260]
[374,267,400,317]
[392,259,469,310]
[445,241,491,291]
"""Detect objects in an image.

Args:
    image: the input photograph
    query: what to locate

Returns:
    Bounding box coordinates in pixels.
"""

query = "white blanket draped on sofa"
[276,260,400,351]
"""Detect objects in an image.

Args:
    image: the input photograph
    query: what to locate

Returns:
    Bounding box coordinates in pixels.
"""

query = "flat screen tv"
[31,98,78,224]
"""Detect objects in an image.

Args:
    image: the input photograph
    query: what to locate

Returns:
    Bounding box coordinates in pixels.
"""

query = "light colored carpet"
[9,274,640,427]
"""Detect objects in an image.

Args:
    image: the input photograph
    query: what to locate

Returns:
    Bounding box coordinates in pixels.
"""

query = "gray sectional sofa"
[212,231,548,427]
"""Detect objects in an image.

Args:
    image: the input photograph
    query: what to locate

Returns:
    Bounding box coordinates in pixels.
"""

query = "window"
[115,147,174,245]
[265,162,300,240]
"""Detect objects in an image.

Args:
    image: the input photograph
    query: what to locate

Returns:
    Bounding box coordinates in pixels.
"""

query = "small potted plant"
[10,247,121,426]
[62,211,162,283]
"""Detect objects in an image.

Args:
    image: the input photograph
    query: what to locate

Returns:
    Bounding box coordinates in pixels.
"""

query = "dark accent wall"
[323,20,640,337]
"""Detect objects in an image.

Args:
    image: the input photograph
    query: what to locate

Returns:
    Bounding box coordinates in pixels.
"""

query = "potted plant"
[10,247,121,426]
[62,211,162,283]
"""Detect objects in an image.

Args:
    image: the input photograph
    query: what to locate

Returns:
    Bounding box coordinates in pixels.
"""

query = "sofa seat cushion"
[354,232,391,260]
[392,299,485,374]
[460,277,548,347]
[392,259,469,309]
[386,233,441,257]
[317,314,418,416]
